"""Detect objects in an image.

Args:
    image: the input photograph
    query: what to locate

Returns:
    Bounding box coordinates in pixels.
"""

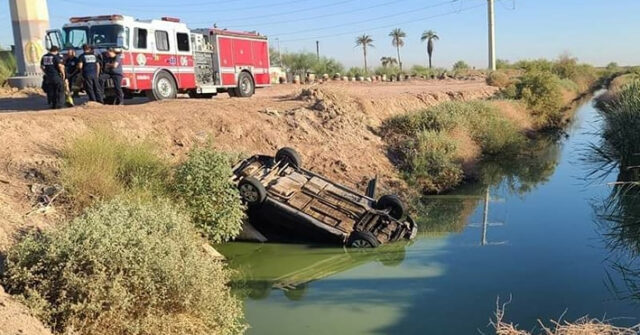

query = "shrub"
[311,57,344,76]
[406,130,463,193]
[0,50,16,85]
[381,101,525,192]
[374,65,400,77]
[2,198,246,335]
[511,71,565,127]
[452,60,470,72]
[61,130,169,210]
[174,147,245,243]
[486,71,511,88]
[409,65,447,78]
[346,66,366,77]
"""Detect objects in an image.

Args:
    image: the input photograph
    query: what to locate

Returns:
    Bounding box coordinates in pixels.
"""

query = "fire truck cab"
[45,14,270,101]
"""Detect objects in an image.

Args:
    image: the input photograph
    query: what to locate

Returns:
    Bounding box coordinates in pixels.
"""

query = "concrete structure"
[7,0,50,88]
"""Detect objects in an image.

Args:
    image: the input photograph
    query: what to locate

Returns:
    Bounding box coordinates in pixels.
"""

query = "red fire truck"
[45,14,270,101]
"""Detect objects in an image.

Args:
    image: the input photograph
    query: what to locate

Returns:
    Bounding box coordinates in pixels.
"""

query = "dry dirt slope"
[0,79,495,334]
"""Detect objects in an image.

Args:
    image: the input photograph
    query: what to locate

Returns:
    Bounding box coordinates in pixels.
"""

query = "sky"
[1,0,638,69]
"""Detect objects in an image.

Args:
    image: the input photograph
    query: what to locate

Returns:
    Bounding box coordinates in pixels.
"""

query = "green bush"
[486,71,511,88]
[346,67,366,77]
[452,60,470,72]
[374,65,401,77]
[509,71,565,127]
[2,198,245,335]
[174,147,245,243]
[61,130,170,210]
[381,101,525,192]
[409,65,447,78]
[0,50,17,85]
[406,130,463,193]
[311,57,344,76]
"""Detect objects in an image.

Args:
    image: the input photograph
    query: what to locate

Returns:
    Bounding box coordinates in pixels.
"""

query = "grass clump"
[382,101,525,192]
[174,147,245,243]
[1,198,246,335]
[486,71,511,88]
[592,81,640,172]
[60,130,169,210]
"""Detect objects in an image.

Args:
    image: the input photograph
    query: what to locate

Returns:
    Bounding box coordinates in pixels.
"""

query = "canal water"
[217,96,640,334]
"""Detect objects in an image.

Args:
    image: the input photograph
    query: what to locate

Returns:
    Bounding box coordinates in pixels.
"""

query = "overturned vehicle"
[232,148,417,248]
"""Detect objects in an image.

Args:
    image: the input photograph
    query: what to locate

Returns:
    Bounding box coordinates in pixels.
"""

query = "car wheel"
[347,231,380,248]
[275,147,302,169]
[238,176,266,205]
[235,71,255,97]
[375,194,405,220]
[146,71,177,101]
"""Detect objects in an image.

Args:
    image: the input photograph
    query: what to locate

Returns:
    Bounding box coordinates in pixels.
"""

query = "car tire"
[275,147,302,169]
[375,195,405,220]
[235,71,255,97]
[347,231,380,248]
[146,71,177,101]
[238,176,266,206]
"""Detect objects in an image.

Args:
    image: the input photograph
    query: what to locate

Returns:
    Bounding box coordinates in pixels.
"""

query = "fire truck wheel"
[235,71,255,98]
[147,71,177,101]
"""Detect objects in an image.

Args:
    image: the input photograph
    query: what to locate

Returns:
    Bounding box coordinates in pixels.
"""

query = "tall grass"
[2,198,246,335]
[381,101,525,192]
[60,130,169,210]
[0,50,17,85]
[590,81,640,175]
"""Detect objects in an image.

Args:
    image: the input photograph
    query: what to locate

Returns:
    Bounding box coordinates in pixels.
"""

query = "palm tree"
[389,28,406,71]
[355,34,374,73]
[380,56,398,68]
[420,30,439,69]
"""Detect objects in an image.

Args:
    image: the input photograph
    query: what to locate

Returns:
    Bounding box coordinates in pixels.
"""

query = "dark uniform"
[103,53,124,105]
[64,55,79,95]
[40,52,65,109]
[78,51,104,103]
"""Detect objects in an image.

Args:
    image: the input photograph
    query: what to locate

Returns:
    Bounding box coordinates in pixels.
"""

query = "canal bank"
[218,94,640,334]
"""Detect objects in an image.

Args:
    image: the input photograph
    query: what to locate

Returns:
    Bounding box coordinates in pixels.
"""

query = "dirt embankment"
[0,79,496,248]
[0,79,495,334]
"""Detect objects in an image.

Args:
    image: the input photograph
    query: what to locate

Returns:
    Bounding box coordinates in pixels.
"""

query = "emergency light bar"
[161,17,180,22]
[69,15,124,23]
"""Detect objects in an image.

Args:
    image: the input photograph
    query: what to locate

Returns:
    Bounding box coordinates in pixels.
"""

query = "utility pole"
[316,40,320,60]
[276,37,282,66]
[487,0,496,70]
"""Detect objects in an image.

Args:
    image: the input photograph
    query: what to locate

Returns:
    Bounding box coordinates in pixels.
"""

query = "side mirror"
[365,176,377,198]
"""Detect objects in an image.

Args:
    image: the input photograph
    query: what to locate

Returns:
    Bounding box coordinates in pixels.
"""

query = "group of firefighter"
[40,44,124,109]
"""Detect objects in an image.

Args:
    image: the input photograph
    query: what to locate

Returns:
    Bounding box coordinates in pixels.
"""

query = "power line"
[279,2,485,43]
[191,0,358,25]
[269,0,459,38]
[224,0,411,30]
[56,0,243,8]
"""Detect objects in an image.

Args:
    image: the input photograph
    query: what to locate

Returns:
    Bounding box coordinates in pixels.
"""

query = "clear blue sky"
[1,0,638,69]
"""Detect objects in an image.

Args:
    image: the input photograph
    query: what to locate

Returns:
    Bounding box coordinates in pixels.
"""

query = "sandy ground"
[0,78,495,334]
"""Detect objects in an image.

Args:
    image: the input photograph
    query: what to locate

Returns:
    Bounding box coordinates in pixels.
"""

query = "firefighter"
[64,48,79,97]
[40,46,65,109]
[103,47,124,105]
[77,44,104,103]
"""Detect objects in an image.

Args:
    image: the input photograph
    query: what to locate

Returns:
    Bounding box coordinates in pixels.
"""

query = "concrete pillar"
[8,0,50,88]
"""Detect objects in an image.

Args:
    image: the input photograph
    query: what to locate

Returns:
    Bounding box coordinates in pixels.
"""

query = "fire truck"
[44,14,270,101]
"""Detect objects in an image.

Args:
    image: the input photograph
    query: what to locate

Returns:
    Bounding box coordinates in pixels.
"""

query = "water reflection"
[596,180,640,300]
[218,242,410,301]
[415,135,562,238]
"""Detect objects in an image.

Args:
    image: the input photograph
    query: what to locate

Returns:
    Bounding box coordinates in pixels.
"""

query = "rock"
[293,75,301,84]
[260,107,280,116]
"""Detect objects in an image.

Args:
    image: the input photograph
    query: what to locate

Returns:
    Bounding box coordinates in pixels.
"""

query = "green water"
[217,96,640,334]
